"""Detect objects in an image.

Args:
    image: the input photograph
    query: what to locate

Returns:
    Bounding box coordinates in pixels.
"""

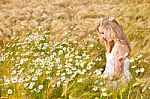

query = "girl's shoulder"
[112,43,129,58]
[114,43,129,52]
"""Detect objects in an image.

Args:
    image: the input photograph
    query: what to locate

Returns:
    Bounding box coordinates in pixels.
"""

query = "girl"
[97,17,131,80]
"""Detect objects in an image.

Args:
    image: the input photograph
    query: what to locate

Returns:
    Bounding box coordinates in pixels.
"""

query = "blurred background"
[0,0,150,53]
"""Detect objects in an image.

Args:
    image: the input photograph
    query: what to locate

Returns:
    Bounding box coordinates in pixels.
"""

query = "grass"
[0,0,150,99]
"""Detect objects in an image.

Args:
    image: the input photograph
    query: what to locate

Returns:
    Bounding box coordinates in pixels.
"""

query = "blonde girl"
[97,17,131,79]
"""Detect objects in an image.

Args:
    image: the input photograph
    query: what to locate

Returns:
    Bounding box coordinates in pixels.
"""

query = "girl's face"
[97,26,113,42]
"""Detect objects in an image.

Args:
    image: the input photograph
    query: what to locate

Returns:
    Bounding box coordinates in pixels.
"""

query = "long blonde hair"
[97,17,131,56]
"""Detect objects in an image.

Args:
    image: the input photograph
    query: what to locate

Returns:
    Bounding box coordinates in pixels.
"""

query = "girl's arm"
[113,44,125,78]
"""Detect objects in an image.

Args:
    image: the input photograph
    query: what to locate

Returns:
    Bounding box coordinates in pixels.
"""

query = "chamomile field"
[0,0,150,99]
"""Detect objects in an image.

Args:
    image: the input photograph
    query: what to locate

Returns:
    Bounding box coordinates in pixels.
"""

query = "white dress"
[103,50,131,78]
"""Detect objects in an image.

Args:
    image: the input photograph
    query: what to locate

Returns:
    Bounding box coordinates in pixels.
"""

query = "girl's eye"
[101,32,104,34]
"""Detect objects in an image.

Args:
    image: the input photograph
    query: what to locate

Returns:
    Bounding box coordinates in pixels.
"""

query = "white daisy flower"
[94,69,102,76]
[52,84,56,88]
[140,68,144,72]
[129,58,134,62]
[46,77,52,80]
[28,82,35,89]
[25,76,31,81]
[8,89,13,95]
[77,78,83,83]
[60,76,66,81]
[38,85,44,90]
[131,65,136,69]
[86,64,92,70]
[99,82,104,85]
[135,69,140,73]
[32,76,38,81]
[96,57,102,61]
[45,71,51,74]
[137,54,143,59]
[101,92,108,97]
[11,77,18,84]
[56,81,61,87]
[101,88,106,92]
[36,89,41,93]
[80,62,85,67]
[135,78,139,80]
[92,87,98,91]
[24,83,29,88]
[18,77,24,83]
[89,44,94,48]
[4,78,10,85]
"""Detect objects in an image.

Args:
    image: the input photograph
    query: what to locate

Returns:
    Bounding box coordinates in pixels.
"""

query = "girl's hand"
[97,32,107,46]
[113,44,125,78]
[100,36,107,46]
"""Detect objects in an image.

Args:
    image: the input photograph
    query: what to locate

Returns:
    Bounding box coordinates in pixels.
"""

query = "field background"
[0,0,150,99]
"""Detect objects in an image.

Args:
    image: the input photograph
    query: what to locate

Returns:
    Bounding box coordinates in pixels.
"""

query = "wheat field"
[0,0,150,99]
